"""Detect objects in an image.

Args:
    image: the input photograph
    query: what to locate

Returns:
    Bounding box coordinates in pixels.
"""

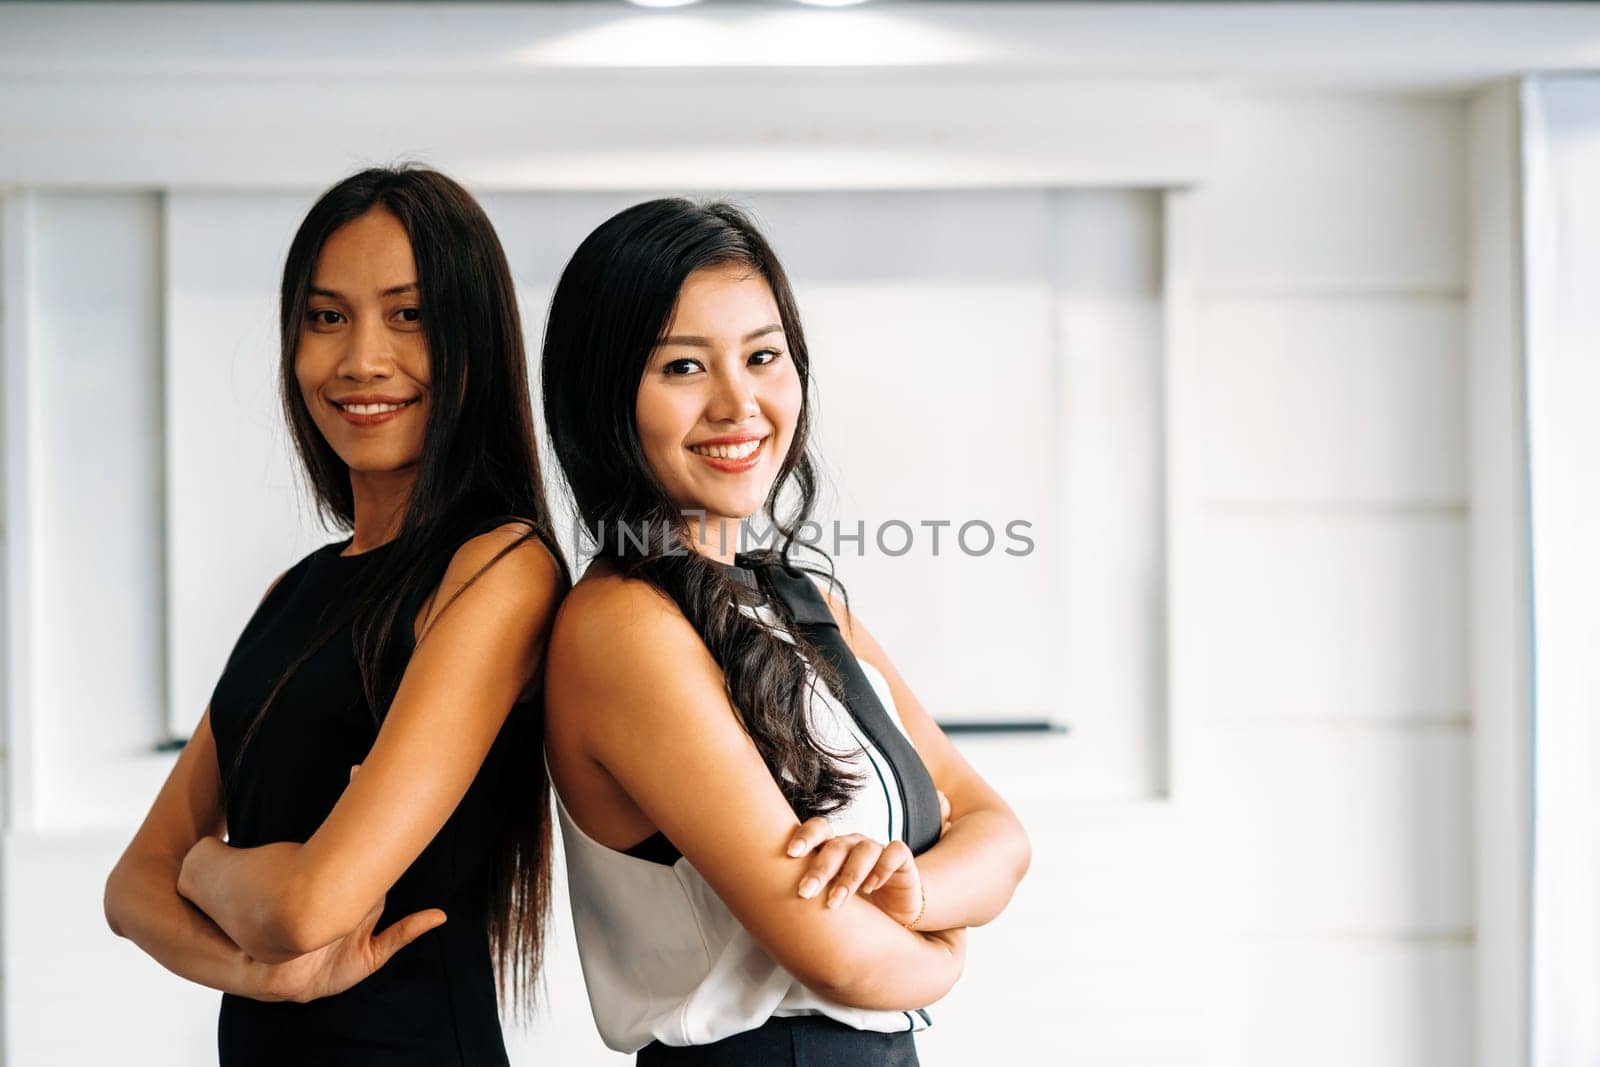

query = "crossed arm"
[809,586,1032,933]
[102,708,288,996]
[544,574,1029,1013]
[104,527,562,991]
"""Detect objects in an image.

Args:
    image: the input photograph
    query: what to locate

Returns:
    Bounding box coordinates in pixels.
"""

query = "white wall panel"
[1195,94,1467,292]
[484,190,1168,796]
[1467,79,1532,1067]
[5,833,220,1067]
[1204,724,1472,936]
[872,801,1212,1066]
[1238,941,1472,1067]
[27,193,169,828]
[1051,191,1167,797]
[1197,296,1467,503]
[800,282,1059,723]
[1194,513,1468,722]
[163,192,324,739]
[1188,91,1478,1067]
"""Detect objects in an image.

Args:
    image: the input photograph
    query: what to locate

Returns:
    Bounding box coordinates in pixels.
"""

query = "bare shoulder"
[550,568,700,676]
[413,522,565,644]
[545,569,735,752]
[441,521,565,600]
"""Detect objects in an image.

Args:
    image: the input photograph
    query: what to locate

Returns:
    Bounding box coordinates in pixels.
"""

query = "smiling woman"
[540,200,1030,1065]
[296,212,431,500]
[102,166,570,1067]
[635,266,801,535]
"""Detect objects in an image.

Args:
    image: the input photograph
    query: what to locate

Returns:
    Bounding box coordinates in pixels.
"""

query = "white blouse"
[554,602,934,1052]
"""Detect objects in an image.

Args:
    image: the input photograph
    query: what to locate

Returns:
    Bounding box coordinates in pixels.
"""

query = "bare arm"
[546,577,965,1013]
[103,709,276,995]
[820,585,1031,932]
[177,527,562,961]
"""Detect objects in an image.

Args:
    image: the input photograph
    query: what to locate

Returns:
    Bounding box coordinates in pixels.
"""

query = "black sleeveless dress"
[207,524,521,1066]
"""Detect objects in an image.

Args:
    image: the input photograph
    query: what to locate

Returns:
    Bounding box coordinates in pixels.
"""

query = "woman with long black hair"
[541,199,1031,1065]
[104,166,567,1066]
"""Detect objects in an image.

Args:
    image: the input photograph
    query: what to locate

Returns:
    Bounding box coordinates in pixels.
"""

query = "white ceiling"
[1,2,1597,92]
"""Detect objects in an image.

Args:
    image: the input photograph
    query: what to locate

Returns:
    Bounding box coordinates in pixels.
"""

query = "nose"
[338,312,394,382]
[706,363,760,425]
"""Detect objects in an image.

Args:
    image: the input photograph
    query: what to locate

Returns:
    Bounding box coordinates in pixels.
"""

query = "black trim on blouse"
[616,553,940,866]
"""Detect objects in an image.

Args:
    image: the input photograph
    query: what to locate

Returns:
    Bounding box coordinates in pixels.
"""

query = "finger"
[798,835,862,899]
[786,816,832,858]
[349,764,362,783]
[862,840,914,894]
[371,909,447,966]
[826,840,886,909]
[938,791,951,825]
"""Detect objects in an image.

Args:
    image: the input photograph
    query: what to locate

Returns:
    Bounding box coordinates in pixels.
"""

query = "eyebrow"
[308,282,420,300]
[658,323,784,349]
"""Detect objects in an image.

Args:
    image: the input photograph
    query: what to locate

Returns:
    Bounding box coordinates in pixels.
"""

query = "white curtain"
[1524,75,1600,1067]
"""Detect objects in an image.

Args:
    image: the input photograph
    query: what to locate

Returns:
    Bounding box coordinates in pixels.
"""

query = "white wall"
[1,90,1485,1067]
[9,193,171,830]
[2,183,1180,1065]
[1185,94,1475,1067]
[1467,80,1532,1067]
[0,3,1542,1063]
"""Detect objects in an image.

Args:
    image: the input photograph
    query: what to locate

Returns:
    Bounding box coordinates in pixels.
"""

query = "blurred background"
[2,2,1598,1064]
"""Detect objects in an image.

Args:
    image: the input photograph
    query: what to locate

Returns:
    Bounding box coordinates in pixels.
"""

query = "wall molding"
[0,76,1214,191]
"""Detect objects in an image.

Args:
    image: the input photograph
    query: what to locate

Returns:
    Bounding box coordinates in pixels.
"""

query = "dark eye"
[307,308,343,327]
[664,358,703,377]
[395,307,422,324]
[750,348,783,366]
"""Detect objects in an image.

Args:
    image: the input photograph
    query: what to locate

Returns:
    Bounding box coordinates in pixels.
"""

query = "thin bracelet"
[901,883,927,930]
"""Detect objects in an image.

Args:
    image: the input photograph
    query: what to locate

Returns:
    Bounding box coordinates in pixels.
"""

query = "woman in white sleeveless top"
[540,199,1031,1065]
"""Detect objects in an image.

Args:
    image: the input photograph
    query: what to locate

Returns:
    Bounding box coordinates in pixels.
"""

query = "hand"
[784,791,953,925]
[248,896,445,1003]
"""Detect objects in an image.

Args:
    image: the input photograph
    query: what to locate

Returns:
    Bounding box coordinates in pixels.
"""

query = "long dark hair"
[239,165,567,1012]
[541,198,859,819]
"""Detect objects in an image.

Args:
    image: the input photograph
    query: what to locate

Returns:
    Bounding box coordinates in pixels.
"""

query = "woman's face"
[635,264,803,541]
[294,208,430,478]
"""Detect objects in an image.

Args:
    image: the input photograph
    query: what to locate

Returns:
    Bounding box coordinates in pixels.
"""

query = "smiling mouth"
[687,437,765,461]
[686,435,768,472]
[334,399,417,415]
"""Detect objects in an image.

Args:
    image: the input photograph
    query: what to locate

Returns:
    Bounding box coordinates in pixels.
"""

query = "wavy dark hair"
[541,198,860,819]
[235,165,568,1013]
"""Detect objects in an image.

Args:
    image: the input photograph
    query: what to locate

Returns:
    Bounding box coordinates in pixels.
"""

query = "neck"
[347,466,417,553]
[684,513,743,566]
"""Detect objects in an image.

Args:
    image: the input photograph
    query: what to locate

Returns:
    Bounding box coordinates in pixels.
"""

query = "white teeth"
[690,439,763,460]
[343,402,408,415]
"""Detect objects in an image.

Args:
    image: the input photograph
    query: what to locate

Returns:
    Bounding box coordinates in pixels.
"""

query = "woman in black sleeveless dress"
[539,200,1031,1065]
[104,167,567,1066]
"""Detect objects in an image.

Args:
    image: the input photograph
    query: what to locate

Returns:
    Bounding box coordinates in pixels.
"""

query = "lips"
[687,435,767,473]
[331,396,418,427]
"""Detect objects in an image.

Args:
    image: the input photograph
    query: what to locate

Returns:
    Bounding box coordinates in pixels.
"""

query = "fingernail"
[787,841,805,857]
[827,888,846,909]
[798,878,820,899]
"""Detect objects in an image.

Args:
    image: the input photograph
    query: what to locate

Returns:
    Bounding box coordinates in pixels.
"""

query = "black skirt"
[637,1016,919,1067]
